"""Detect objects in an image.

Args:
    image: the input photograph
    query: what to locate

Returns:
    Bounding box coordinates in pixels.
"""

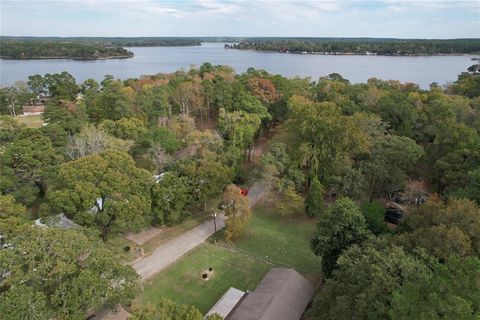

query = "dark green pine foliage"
[305,176,324,217]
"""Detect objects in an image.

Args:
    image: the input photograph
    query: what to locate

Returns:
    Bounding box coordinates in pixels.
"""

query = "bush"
[361,201,390,235]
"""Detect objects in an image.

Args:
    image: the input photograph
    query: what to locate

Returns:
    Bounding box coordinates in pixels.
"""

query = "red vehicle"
[240,188,249,197]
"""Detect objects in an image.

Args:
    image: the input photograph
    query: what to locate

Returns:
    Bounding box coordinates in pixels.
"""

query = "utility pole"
[212,212,217,243]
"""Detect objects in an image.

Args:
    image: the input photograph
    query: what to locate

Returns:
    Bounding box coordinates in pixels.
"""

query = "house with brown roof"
[206,268,314,320]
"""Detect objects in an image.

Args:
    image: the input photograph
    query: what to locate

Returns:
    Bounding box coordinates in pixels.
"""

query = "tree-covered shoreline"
[0,37,202,60]
[227,38,480,56]
[0,41,134,60]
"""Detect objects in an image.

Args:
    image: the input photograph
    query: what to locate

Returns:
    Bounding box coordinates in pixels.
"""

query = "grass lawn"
[221,200,322,274]
[15,114,44,128]
[137,243,275,314]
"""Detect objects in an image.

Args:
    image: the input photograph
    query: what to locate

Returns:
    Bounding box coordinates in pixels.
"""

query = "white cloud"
[382,0,479,11]
[0,0,478,37]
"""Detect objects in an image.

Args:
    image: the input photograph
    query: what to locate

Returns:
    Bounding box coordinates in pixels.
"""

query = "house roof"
[173,145,198,161]
[34,213,80,229]
[227,268,314,320]
[206,287,246,319]
[22,105,45,113]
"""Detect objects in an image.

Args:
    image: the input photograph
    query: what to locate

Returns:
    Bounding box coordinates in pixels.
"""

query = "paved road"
[133,181,267,280]
[133,213,226,279]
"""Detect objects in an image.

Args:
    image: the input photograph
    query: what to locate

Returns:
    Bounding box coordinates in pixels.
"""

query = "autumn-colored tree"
[168,115,196,143]
[247,77,278,106]
[223,184,251,242]
[187,129,223,158]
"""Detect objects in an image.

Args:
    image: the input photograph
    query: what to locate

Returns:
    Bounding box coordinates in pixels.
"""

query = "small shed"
[227,268,314,320]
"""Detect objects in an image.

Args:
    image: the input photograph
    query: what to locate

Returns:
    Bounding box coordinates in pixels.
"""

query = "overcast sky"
[1,0,479,38]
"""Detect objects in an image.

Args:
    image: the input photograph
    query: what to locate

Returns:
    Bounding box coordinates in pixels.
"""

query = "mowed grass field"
[15,114,44,128]
[225,201,321,273]
[136,201,321,314]
[137,243,275,314]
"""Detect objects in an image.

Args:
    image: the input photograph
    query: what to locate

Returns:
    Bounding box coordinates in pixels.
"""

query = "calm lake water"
[0,43,477,89]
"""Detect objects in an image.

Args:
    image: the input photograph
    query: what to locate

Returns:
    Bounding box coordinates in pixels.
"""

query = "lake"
[0,43,476,89]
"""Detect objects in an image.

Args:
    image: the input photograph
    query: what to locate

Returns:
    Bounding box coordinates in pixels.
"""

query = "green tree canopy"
[218,108,262,154]
[48,151,152,239]
[362,134,424,201]
[44,72,79,100]
[0,228,138,320]
[360,201,391,235]
[0,131,62,205]
[100,117,147,141]
[390,256,480,320]
[42,98,89,134]
[309,238,434,320]
[152,172,190,225]
[85,77,134,122]
[305,176,324,217]
[311,197,371,277]
[396,197,480,258]
[0,195,29,241]
[287,95,368,186]
[140,84,172,125]
[130,298,204,320]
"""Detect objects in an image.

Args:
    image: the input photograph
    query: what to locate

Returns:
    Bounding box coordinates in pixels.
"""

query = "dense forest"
[227,37,480,55]
[0,63,479,319]
[0,37,201,59]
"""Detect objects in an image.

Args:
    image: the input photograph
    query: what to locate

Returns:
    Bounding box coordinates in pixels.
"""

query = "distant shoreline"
[227,47,479,57]
[0,55,134,61]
